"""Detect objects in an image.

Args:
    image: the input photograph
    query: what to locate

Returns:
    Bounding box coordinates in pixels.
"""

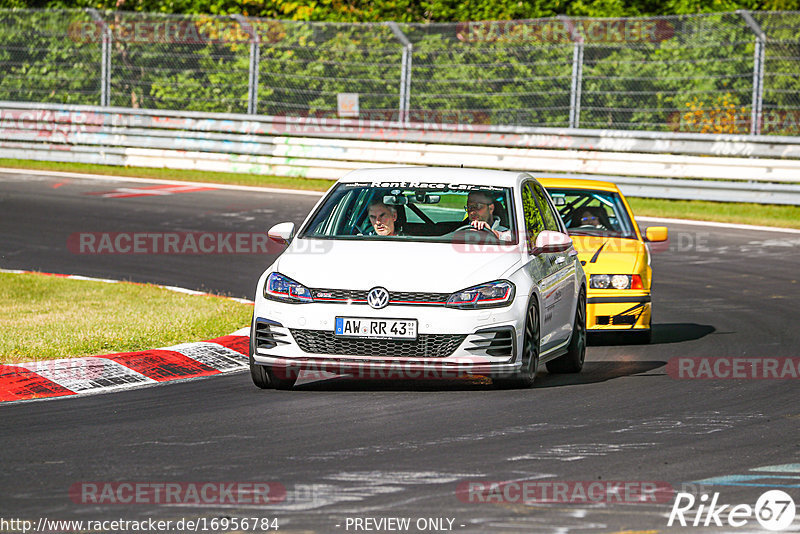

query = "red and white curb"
[0,269,254,404]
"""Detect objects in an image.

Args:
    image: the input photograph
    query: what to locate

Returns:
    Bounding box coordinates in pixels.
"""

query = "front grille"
[290,329,466,358]
[312,288,368,302]
[595,315,637,326]
[389,291,449,304]
[310,288,449,306]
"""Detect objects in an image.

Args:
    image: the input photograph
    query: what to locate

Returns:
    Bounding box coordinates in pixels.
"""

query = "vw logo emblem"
[367,287,390,309]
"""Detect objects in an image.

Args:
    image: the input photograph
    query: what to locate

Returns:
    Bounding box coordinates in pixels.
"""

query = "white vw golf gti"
[250,167,586,389]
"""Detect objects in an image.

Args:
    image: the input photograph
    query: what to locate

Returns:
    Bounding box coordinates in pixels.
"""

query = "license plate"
[335,317,417,340]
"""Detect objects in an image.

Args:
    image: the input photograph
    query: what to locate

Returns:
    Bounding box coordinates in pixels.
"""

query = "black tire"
[250,362,271,389]
[546,288,586,374]
[249,316,272,389]
[248,316,297,390]
[266,367,297,390]
[494,299,539,389]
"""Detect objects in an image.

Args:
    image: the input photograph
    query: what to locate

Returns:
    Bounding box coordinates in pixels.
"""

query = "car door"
[532,181,578,347]
[520,181,560,353]
[522,181,576,351]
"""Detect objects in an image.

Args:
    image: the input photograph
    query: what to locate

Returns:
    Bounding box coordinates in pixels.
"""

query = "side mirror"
[645,226,668,242]
[267,222,296,246]
[532,230,573,254]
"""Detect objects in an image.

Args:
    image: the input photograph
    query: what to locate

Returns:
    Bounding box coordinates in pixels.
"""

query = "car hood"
[570,235,645,275]
[275,238,524,292]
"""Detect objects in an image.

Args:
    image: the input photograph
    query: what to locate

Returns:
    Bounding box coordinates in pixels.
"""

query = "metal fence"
[1,9,800,135]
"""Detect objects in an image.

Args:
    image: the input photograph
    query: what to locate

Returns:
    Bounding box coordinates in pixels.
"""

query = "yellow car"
[539,178,667,343]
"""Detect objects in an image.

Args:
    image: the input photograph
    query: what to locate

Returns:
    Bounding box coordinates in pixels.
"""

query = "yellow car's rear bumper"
[587,295,651,331]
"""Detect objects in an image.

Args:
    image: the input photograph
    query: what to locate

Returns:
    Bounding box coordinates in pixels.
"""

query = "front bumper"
[586,294,651,331]
[251,298,527,376]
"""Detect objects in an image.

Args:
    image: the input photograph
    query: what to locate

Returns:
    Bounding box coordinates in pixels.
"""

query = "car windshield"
[546,188,637,239]
[300,182,517,244]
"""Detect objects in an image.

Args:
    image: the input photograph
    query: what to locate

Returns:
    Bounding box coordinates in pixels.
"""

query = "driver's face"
[368,204,397,236]
[580,211,600,227]
[466,194,494,223]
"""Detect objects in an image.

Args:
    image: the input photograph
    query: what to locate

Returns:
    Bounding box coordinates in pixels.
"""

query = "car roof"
[338,167,530,187]
[537,177,621,192]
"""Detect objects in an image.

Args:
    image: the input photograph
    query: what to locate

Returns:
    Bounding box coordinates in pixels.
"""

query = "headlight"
[591,274,611,289]
[264,272,313,303]
[590,274,642,290]
[446,280,515,309]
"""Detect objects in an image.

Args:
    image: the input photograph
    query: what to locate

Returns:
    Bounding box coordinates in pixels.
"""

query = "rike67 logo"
[668,490,796,531]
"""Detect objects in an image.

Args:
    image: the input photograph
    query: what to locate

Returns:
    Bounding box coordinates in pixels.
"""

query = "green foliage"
[5,0,800,20]
[0,7,798,134]
[0,10,100,104]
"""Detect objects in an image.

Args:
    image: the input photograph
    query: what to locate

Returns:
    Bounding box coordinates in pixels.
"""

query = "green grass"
[2,158,798,228]
[627,197,800,230]
[0,272,253,363]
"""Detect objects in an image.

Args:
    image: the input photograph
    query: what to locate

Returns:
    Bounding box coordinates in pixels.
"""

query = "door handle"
[555,256,566,265]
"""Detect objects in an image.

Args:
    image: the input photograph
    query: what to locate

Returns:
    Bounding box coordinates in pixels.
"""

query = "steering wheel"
[454,223,494,233]
[451,223,501,243]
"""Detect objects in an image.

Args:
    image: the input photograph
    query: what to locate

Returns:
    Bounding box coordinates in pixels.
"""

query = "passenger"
[368,200,398,236]
[464,190,512,241]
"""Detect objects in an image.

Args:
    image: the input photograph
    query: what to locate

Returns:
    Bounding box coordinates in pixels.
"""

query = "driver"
[368,200,399,236]
[576,208,603,229]
[465,190,512,242]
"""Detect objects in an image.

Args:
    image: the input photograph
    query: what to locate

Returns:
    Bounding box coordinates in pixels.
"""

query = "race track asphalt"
[1,170,798,533]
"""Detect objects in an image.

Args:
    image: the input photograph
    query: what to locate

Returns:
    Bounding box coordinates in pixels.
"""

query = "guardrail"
[1,101,800,204]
